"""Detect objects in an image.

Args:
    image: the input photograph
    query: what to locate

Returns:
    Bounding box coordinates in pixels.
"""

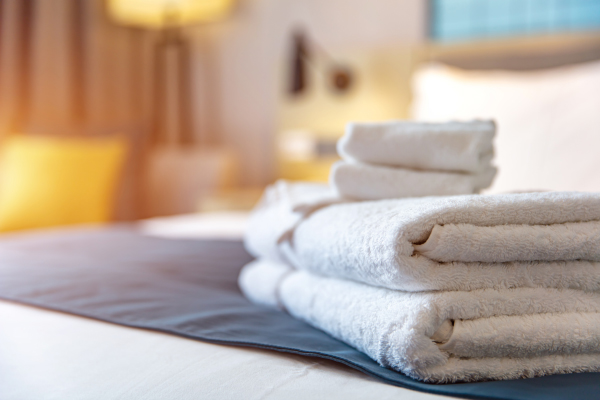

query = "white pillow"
[411,61,600,193]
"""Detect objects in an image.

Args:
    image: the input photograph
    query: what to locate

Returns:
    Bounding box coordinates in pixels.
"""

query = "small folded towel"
[239,260,600,383]
[338,120,495,173]
[245,186,600,292]
[330,161,497,200]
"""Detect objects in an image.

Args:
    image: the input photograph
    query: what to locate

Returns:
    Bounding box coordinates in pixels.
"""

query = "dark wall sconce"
[288,29,354,96]
[330,66,352,92]
[289,31,309,95]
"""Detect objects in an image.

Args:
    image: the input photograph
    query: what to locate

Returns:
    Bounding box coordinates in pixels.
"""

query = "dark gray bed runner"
[0,226,598,400]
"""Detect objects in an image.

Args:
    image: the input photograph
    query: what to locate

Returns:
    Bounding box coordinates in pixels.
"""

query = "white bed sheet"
[0,301,447,400]
[138,211,250,240]
[0,213,451,400]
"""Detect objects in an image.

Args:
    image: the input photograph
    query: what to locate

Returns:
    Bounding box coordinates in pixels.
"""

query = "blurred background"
[0,0,599,232]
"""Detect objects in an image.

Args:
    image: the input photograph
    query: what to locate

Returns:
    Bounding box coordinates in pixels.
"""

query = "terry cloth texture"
[239,260,600,383]
[246,189,600,292]
[330,161,497,200]
[243,180,343,264]
[414,221,600,263]
[337,120,495,173]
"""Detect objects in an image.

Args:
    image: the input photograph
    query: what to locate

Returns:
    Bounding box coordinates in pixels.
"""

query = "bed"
[3,213,600,400]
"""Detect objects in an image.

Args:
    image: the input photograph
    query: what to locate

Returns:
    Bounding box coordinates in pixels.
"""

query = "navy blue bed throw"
[0,227,598,400]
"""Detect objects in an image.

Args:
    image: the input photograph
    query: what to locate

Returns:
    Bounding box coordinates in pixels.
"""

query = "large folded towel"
[239,260,600,383]
[338,120,495,173]
[331,161,497,200]
[246,186,600,292]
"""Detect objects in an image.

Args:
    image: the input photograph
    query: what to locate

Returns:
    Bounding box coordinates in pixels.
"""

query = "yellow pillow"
[0,135,127,232]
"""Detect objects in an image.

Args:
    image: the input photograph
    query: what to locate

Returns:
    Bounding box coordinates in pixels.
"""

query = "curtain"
[0,0,157,220]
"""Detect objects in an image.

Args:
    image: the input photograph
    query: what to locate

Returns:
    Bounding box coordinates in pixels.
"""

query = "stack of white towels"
[331,120,497,200]
[239,120,600,383]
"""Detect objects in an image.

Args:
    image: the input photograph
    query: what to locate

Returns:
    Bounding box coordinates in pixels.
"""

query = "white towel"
[243,180,343,263]
[239,260,600,383]
[246,188,600,292]
[330,161,497,200]
[414,221,600,263]
[338,120,495,173]
[238,259,291,308]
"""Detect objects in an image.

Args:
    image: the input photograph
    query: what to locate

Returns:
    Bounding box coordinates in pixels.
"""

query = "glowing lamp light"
[107,0,234,29]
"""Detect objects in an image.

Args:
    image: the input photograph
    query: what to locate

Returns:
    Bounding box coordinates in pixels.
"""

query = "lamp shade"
[107,0,234,29]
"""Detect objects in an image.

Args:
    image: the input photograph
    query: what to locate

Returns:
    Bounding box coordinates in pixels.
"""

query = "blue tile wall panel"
[431,0,600,42]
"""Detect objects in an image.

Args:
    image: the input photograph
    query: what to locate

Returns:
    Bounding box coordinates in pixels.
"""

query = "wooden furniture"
[142,146,237,217]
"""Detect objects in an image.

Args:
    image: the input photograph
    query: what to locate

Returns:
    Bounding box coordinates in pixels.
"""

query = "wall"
[189,0,427,186]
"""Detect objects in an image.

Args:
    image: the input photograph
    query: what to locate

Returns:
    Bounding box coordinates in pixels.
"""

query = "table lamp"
[107,0,236,218]
[107,0,234,146]
[108,0,233,28]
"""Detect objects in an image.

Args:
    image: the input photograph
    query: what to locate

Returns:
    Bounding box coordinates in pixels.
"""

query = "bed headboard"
[419,32,600,70]
[377,31,600,118]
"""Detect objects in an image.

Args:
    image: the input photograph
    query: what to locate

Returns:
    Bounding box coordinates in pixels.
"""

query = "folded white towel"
[414,221,600,263]
[238,259,291,308]
[338,120,495,173]
[243,180,342,263]
[239,260,600,383]
[246,188,600,292]
[330,161,497,200]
